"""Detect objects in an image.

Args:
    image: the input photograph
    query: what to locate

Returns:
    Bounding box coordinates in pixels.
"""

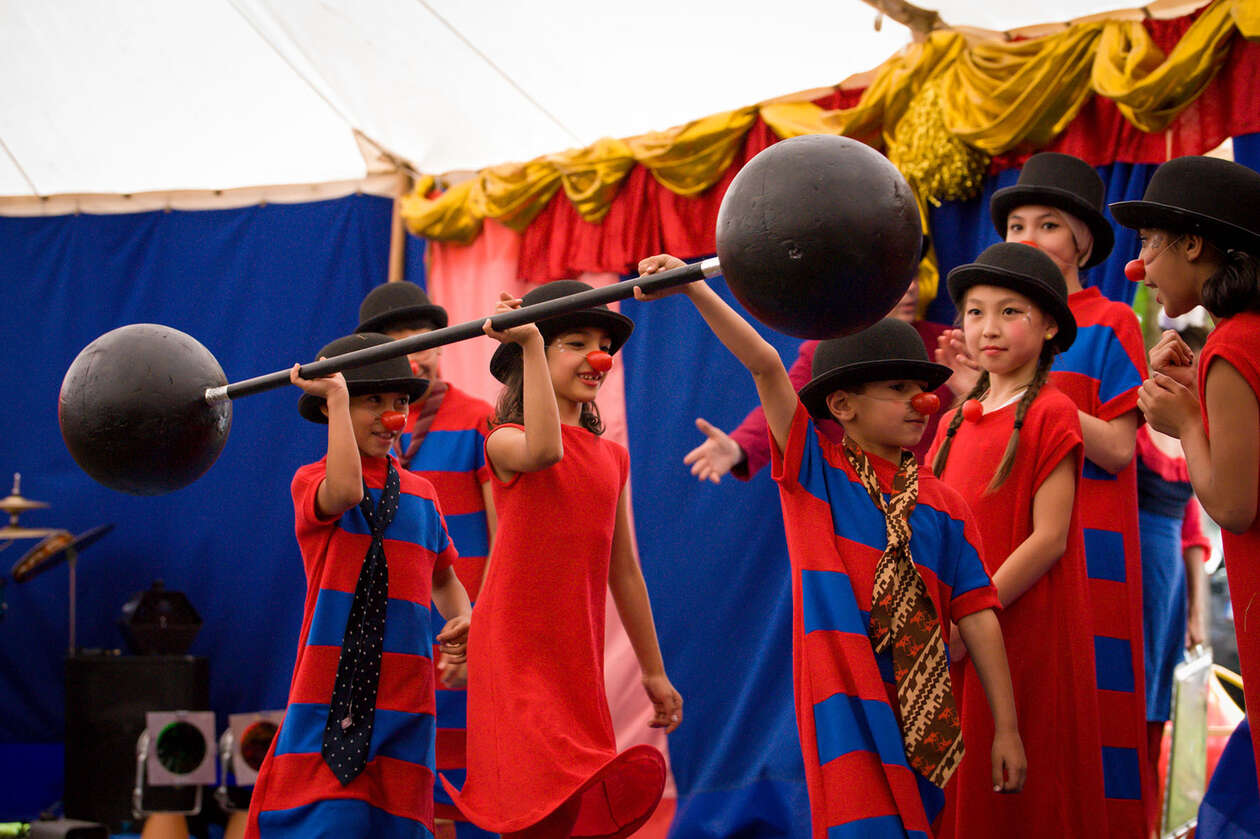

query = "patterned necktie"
[321,458,400,785]
[396,380,447,469]
[841,437,964,788]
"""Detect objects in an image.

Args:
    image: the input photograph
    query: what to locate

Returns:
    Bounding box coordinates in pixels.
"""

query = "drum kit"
[0,472,113,652]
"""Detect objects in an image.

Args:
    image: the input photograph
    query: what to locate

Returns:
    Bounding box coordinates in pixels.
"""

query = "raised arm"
[636,255,797,453]
[289,364,363,517]
[483,293,564,481]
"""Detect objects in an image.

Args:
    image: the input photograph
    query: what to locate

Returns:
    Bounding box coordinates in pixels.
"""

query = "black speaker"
[63,652,210,831]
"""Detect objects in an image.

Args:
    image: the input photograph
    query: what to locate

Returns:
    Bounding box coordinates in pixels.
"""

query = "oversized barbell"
[59,135,923,495]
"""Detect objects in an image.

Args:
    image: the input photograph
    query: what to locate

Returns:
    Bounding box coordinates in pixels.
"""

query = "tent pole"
[387,170,411,284]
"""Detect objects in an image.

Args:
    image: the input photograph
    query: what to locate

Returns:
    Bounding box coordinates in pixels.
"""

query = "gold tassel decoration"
[887,78,990,207]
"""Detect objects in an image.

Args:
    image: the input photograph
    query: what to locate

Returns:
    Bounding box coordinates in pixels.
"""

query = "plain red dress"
[928,385,1108,838]
[1198,311,1260,791]
[444,423,665,837]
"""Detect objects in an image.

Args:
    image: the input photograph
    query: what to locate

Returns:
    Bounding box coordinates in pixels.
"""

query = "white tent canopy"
[0,0,1183,201]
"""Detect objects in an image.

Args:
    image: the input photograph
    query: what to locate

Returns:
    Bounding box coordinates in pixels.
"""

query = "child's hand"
[642,673,683,734]
[436,614,470,664]
[1138,371,1201,438]
[1149,330,1196,389]
[934,329,980,397]
[991,728,1027,793]
[683,417,744,483]
[633,253,694,302]
[482,292,543,346]
[438,657,467,689]
[289,358,348,399]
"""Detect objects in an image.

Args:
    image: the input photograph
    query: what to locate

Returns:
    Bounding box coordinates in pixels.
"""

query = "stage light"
[131,710,215,818]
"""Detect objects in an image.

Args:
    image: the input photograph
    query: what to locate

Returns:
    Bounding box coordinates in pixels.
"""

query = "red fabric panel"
[514,12,1260,282]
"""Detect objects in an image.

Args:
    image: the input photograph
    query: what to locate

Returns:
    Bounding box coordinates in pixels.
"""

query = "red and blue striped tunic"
[245,453,456,839]
[1051,285,1152,833]
[771,402,999,839]
[397,384,493,825]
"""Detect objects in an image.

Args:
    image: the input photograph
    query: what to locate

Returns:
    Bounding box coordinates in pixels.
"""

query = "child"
[991,152,1152,832]
[637,255,1024,839]
[927,242,1107,838]
[245,333,473,839]
[1112,154,1260,781]
[444,281,682,838]
[356,280,498,833]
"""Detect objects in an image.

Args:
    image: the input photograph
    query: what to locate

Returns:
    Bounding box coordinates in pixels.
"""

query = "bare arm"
[431,564,472,688]
[1078,409,1138,475]
[956,609,1026,791]
[289,364,362,517]
[483,294,564,480]
[608,487,682,733]
[1184,545,1208,647]
[1142,363,1260,533]
[990,454,1077,607]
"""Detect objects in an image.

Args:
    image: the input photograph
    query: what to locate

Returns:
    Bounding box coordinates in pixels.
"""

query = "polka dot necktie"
[321,458,400,786]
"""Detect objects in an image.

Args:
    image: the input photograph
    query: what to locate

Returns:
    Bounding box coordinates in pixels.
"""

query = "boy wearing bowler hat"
[354,281,498,833]
[244,333,473,839]
[636,255,1024,839]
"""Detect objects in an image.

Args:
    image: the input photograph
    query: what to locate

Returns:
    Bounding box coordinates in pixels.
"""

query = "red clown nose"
[1018,240,1040,249]
[910,392,940,415]
[381,411,407,432]
[585,351,613,373]
[961,399,984,423]
[1124,258,1146,283]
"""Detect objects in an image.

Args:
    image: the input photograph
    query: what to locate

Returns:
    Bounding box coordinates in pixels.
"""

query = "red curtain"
[516,14,1260,284]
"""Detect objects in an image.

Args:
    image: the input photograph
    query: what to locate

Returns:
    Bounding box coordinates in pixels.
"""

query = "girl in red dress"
[445,281,683,839]
[1114,155,1260,789]
[928,242,1108,838]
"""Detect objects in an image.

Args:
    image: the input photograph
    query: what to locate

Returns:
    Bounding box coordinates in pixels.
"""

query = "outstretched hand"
[683,417,744,483]
[482,291,543,345]
[643,673,683,734]
[934,329,980,397]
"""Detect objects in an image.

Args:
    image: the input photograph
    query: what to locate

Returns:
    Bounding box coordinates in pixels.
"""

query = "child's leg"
[503,798,580,839]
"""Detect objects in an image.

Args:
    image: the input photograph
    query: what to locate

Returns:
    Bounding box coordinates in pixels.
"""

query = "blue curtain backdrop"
[0,195,423,819]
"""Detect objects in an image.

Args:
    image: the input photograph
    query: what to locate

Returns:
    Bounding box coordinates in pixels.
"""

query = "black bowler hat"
[1110,156,1260,255]
[356,281,449,334]
[489,280,635,383]
[947,242,1077,352]
[298,333,429,423]
[990,152,1114,269]
[798,318,952,421]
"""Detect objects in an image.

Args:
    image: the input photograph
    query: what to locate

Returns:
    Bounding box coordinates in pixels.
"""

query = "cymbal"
[0,494,49,515]
[12,524,113,583]
[0,526,64,540]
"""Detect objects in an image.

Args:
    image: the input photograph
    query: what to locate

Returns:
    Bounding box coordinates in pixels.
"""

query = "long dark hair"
[490,352,605,435]
[1201,244,1260,318]
[932,346,1055,494]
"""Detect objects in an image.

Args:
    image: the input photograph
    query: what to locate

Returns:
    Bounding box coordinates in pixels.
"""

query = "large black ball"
[716,134,922,339]
[59,324,232,495]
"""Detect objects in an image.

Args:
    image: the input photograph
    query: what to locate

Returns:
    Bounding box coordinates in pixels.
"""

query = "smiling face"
[346,391,411,458]
[961,284,1055,380]
[825,378,936,462]
[1005,205,1086,287]
[547,326,612,406]
[384,325,441,383]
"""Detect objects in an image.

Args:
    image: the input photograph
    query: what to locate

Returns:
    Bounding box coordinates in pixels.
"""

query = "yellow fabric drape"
[402,0,1251,251]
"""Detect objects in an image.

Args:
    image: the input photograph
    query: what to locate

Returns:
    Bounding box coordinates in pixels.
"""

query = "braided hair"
[932,347,1055,494]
